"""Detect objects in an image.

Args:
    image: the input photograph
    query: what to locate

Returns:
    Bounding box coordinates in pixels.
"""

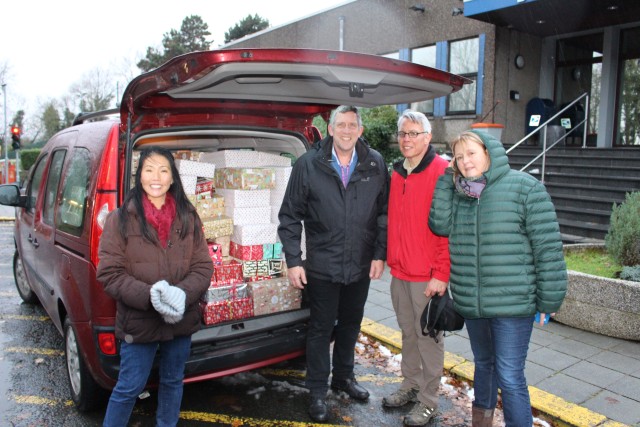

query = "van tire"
[64,317,108,411]
[13,250,39,304]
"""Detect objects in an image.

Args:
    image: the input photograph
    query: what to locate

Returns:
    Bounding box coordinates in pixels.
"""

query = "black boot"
[308,396,328,422]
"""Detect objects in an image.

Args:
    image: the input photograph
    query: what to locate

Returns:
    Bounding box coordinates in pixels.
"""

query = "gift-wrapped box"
[174,150,200,161]
[200,150,260,168]
[270,189,287,209]
[263,243,274,259]
[202,216,233,240]
[200,296,254,325]
[196,195,225,219]
[175,159,216,178]
[213,235,231,257]
[273,167,292,190]
[231,223,278,245]
[258,152,292,167]
[230,242,264,261]
[238,259,270,279]
[216,189,270,207]
[224,206,272,225]
[248,277,301,316]
[207,243,223,265]
[268,259,285,276]
[215,168,276,190]
[196,179,215,198]
[212,259,243,285]
[180,174,198,195]
[203,282,248,303]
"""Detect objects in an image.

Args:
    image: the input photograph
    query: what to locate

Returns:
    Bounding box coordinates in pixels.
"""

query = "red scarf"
[142,192,177,248]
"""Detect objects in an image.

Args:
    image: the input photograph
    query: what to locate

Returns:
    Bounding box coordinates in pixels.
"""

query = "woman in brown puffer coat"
[97,147,213,427]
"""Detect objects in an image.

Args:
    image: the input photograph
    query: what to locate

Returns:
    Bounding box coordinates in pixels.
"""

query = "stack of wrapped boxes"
[174,150,301,325]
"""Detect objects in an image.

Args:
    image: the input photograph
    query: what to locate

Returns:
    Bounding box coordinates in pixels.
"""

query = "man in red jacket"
[383,110,450,426]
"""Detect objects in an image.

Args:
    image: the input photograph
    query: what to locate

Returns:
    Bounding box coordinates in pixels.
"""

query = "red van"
[0,48,467,411]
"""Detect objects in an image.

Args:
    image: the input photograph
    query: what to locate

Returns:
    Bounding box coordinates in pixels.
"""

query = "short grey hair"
[330,105,362,127]
[397,109,431,134]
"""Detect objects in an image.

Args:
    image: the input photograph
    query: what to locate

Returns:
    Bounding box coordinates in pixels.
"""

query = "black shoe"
[308,397,328,422]
[331,377,370,401]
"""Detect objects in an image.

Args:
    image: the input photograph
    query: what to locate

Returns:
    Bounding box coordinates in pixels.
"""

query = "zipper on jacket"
[476,196,481,316]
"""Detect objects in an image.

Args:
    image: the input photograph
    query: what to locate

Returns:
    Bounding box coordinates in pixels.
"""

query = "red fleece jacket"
[387,151,450,283]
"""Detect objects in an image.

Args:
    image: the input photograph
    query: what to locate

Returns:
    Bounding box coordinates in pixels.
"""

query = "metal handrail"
[506,93,589,183]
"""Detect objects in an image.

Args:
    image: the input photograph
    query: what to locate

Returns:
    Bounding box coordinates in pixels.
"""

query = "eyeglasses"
[397,131,428,139]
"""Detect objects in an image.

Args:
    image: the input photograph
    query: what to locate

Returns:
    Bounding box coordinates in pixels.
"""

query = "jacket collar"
[393,144,437,178]
[470,130,511,184]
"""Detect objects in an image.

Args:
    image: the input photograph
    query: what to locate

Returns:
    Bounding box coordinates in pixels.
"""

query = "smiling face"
[398,117,432,167]
[140,153,174,208]
[328,111,364,157]
[452,137,490,179]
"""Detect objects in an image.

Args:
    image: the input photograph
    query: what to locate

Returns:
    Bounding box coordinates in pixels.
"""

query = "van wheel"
[13,251,39,304]
[64,317,107,411]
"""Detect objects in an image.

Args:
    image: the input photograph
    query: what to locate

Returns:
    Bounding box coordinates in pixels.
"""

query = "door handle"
[32,238,39,248]
[27,233,33,242]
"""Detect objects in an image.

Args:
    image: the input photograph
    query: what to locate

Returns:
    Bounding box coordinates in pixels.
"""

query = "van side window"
[42,150,67,226]
[27,154,50,213]
[57,148,91,235]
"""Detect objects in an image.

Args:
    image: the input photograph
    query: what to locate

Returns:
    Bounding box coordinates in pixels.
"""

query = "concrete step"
[555,205,611,225]
[537,172,640,188]
[544,182,632,200]
[557,218,609,240]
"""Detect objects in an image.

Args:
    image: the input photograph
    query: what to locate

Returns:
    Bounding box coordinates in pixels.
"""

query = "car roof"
[119,48,470,135]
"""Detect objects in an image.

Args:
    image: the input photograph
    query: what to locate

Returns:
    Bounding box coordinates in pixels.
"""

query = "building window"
[617,26,640,146]
[448,37,479,114]
[410,45,436,115]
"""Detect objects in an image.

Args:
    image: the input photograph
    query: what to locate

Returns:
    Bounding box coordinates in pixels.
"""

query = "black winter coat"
[278,136,389,284]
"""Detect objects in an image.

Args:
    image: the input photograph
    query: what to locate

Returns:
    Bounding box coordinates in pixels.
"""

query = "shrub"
[19,148,41,172]
[605,191,640,266]
[620,265,640,282]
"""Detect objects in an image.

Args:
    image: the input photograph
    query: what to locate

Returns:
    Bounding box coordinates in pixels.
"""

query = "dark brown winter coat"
[97,202,213,343]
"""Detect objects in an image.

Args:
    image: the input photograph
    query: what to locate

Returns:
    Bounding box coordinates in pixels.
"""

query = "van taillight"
[90,124,119,268]
[98,332,117,355]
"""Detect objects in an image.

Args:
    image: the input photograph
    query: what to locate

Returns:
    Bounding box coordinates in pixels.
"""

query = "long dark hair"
[118,147,203,245]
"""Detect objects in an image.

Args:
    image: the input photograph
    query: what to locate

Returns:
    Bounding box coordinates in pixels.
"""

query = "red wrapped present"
[230,242,264,261]
[213,260,243,284]
[208,243,223,265]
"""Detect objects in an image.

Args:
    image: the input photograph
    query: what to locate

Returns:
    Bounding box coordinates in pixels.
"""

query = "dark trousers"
[305,275,370,397]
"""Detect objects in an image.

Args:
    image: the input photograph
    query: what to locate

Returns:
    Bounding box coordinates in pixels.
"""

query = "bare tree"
[68,68,116,114]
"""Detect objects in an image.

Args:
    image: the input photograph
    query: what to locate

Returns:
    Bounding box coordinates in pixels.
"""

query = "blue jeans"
[465,317,534,427]
[305,276,370,396]
[103,335,191,427]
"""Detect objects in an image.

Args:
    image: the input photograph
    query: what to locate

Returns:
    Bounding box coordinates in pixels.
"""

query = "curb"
[360,317,629,427]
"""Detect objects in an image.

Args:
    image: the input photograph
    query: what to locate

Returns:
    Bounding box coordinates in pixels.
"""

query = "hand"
[536,312,555,326]
[288,266,307,290]
[424,278,448,298]
[150,281,186,324]
[369,260,384,280]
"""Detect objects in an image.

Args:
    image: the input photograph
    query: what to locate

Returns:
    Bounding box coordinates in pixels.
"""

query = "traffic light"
[10,125,21,150]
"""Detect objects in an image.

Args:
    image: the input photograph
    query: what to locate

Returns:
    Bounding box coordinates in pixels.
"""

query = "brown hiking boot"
[382,387,419,407]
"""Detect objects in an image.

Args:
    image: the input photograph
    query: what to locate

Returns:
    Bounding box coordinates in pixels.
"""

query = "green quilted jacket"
[428,131,567,319]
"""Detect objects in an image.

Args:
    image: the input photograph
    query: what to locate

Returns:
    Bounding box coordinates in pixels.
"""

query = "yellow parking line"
[180,410,344,426]
[13,395,74,407]
[0,314,50,322]
[5,346,64,356]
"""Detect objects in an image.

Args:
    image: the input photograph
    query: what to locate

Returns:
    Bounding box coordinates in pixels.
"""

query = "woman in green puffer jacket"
[428,130,567,427]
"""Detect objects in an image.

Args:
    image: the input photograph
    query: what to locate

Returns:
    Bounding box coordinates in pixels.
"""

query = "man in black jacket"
[278,105,389,422]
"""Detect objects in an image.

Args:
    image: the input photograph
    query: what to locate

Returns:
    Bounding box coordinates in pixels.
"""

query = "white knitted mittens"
[150,280,186,324]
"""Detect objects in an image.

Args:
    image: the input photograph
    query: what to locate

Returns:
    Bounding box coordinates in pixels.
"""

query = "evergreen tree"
[138,15,212,72]
[224,14,269,44]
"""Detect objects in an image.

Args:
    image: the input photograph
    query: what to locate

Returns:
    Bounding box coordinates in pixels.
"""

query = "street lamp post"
[2,84,7,184]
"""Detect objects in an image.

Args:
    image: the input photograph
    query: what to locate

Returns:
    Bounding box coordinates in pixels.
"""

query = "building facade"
[225,0,640,148]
